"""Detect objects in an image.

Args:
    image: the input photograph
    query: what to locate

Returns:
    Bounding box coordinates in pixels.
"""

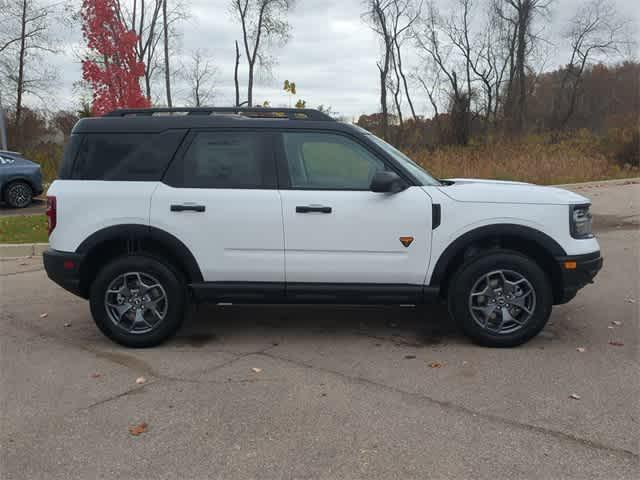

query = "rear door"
[277,131,432,289]
[150,129,284,284]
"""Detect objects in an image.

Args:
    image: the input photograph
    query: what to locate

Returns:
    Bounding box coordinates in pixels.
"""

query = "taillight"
[46,196,57,235]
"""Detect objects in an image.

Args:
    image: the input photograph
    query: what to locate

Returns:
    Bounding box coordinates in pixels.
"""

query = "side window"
[282,132,386,190]
[164,131,274,189]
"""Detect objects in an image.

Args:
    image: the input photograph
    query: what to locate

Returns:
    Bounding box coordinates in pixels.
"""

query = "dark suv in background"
[0,150,44,208]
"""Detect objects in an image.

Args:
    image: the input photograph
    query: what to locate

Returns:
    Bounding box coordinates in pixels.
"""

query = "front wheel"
[89,255,186,348]
[448,251,553,347]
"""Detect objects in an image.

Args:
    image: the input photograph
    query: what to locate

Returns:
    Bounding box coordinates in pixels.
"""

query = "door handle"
[296,205,332,214]
[170,204,206,212]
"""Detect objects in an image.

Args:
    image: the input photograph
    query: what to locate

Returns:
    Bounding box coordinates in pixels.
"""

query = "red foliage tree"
[81,0,150,116]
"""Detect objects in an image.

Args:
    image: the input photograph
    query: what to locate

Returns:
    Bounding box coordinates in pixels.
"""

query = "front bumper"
[554,251,603,304]
[43,248,87,298]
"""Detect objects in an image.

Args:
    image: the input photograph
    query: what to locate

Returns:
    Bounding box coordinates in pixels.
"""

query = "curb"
[0,243,48,258]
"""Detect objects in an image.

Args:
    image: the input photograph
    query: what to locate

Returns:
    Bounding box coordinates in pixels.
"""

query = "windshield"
[366,134,441,186]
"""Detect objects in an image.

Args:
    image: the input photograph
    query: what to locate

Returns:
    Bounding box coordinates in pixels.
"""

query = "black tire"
[448,250,553,348]
[89,255,186,348]
[4,181,33,208]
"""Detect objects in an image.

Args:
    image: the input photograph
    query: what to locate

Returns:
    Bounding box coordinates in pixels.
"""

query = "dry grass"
[410,135,639,185]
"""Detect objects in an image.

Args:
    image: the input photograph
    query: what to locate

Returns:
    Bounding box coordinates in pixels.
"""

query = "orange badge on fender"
[399,236,414,247]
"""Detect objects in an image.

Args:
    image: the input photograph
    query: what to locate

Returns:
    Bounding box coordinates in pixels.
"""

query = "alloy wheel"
[104,272,168,334]
[7,183,31,207]
[468,269,536,334]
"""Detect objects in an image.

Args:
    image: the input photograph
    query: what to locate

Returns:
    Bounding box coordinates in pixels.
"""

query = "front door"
[277,131,432,288]
[150,130,284,283]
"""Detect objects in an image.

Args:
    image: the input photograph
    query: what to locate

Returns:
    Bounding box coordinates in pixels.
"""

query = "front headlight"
[570,204,593,238]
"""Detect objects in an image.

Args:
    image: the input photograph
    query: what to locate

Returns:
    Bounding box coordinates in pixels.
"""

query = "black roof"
[72,107,362,134]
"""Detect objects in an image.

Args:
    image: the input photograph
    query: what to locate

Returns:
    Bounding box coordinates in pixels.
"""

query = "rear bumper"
[43,248,87,298]
[555,251,603,304]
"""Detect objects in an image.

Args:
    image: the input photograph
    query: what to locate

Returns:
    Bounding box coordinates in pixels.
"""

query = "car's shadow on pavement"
[174,303,465,349]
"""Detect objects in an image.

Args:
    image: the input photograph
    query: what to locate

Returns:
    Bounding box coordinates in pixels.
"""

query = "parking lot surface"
[1,181,638,479]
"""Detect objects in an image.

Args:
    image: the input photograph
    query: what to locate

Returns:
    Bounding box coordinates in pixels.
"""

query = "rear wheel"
[89,255,186,348]
[4,181,33,208]
[448,251,553,347]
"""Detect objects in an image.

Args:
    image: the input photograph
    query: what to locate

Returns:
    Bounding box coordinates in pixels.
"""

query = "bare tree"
[115,0,187,102]
[115,0,162,99]
[231,0,294,107]
[495,0,552,134]
[414,62,442,137]
[183,49,217,107]
[0,0,59,125]
[445,0,515,140]
[364,0,420,140]
[414,1,471,144]
[551,0,631,132]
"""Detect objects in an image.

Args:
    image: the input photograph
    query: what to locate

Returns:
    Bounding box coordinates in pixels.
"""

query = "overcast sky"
[48,0,638,119]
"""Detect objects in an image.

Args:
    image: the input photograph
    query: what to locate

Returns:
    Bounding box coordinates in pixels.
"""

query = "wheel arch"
[76,224,203,296]
[430,224,567,303]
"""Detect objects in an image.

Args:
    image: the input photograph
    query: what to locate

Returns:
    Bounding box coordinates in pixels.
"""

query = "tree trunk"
[247,62,254,107]
[234,40,241,107]
[515,1,530,135]
[16,0,28,126]
[379,66,388,141]
[144,72,152,99]
[162,0,172,107]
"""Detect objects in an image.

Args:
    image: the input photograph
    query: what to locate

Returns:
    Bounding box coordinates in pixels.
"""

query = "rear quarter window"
[164,131,276,189]
[69,130,187,181]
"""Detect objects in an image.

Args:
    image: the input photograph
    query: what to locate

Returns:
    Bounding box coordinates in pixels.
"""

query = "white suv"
[43,108,603,348]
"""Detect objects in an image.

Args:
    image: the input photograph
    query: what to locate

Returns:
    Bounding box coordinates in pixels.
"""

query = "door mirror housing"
[370,171,406,193]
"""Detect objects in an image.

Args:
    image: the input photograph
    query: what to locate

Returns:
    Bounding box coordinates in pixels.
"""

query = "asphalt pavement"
[1,181,638,479]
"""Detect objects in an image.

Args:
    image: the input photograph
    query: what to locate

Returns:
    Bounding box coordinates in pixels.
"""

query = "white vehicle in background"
[44,107,602,348]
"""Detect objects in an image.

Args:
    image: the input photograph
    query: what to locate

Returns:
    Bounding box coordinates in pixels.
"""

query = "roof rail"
[105,107,334,121]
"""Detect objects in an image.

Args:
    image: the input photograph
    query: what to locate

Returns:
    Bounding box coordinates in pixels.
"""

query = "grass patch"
[0,215,48,244]
[409,135,639,185]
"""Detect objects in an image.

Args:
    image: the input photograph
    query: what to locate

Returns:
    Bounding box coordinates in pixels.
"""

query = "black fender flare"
[76,224,203,283]
[429,223,567,285]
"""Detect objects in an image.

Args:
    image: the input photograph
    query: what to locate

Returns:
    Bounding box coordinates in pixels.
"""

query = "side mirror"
[370,171,406,193]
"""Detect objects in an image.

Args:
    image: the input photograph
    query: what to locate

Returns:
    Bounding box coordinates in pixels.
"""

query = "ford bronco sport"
[43,107,603,348]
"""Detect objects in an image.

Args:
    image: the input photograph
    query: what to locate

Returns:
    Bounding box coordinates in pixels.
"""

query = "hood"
[437,178,590,205]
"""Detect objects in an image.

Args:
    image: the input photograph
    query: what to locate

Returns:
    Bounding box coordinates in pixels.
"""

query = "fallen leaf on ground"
[19,262,28,266]
[428,361,443,368]
[609,341,624,347]
[63,322,71,327]
[611,321,622,326]
[569,394,581,400]
[404,355,416,359]
[128,422,148,436]
[39,313,48,318]
[251,368,262,373]
[576,347,586,353]
[90,373,101,378]
[136,376,146,385]
[625,297,636,304]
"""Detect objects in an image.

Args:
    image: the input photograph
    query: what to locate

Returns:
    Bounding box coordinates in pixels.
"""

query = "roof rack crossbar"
[105,107,334,121]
